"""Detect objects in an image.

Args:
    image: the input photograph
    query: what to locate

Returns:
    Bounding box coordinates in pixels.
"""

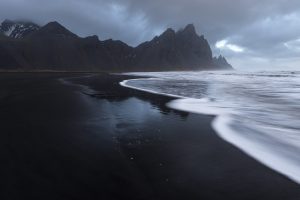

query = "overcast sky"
[1,0,300,70]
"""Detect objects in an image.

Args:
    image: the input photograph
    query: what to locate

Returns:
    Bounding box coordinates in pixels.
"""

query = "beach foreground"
[0,73,299,200]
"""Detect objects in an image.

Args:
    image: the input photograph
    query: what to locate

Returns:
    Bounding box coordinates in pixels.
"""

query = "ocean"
[120,71,300,184]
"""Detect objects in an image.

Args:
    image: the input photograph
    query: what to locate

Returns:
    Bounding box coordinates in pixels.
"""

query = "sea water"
[120,71,300,184]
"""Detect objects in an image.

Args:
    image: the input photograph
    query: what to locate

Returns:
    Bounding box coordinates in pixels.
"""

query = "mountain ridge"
[0,19,40,39]
[0,20,233,71]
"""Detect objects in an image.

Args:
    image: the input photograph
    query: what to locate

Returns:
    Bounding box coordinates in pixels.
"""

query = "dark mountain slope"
[0,19,40,39]
[28,21,77,39]
[213,55,233,69]
[0,20,233,71]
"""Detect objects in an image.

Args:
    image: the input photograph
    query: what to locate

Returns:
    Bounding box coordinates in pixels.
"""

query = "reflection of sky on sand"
[62,74,191,149]
[85,97,162,130]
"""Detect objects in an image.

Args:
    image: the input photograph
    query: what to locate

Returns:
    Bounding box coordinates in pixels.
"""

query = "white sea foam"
[120,79,187,99]
[120,71,300,184]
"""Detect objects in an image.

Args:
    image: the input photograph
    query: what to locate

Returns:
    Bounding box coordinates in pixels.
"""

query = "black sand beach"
[0,73,300,200]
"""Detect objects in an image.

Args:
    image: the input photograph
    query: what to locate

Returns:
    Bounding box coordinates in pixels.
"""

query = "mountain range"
[0,20,232,71]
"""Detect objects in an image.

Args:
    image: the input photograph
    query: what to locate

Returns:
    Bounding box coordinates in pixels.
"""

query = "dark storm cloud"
[1,0,300,69]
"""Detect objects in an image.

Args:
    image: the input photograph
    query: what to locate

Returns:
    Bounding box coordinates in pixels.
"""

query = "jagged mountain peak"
[0,21,232,71]
[159,28,176,39]
[0,19,40,39]
[45,21,64,28]
[177,24,197,35]
[183,24,196,33]
[31,21,78,38]
[174,24,209,51]
[175,24,206,46]
[42,21,75,34]
[85,35,100,41]
[213,55,233,69]
[164,28,176,34]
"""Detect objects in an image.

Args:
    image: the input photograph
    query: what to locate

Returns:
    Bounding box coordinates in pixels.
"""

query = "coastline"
[120,72,300,185]
[0,73,299,199]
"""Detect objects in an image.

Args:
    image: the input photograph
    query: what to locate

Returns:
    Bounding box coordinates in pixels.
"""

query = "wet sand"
[0,73,299,200]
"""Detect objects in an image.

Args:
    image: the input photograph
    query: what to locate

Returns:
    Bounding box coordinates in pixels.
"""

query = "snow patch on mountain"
[0,20,40,39]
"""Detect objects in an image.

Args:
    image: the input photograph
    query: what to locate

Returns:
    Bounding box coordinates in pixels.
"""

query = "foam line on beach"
[58,75,98,94]
[168,98,300,185]
[120,78,187,99]
[120,76,300,185]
